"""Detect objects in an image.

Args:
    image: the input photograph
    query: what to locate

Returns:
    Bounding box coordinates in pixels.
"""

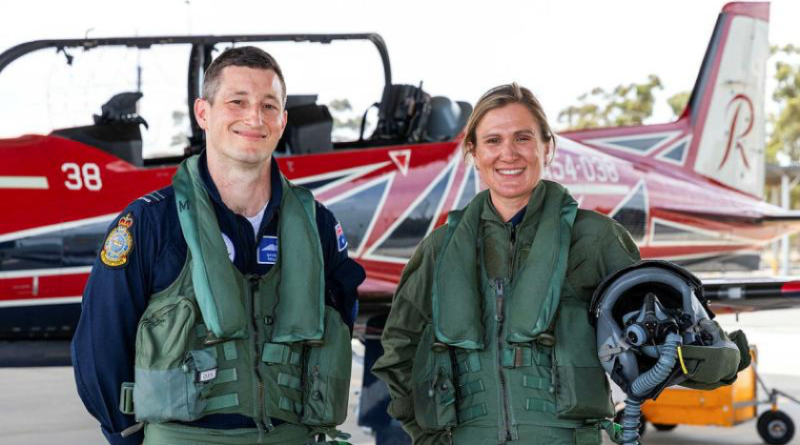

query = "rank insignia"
[101,213,134,267]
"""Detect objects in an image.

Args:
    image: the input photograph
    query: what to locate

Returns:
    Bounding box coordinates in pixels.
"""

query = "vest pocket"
[301,307,352,426]
[411,325,458,431]
[553,300,614,420]
[133,349,217,422]
[133,297,217,422]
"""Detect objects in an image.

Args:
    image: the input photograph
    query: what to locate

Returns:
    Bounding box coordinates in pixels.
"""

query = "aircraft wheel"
[757,410,795,445]
[614,410,647,438]
[652,423,677,432]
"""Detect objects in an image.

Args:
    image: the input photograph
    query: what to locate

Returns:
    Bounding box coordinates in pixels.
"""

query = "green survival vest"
[413,181,614,444]
[121,155,352,436]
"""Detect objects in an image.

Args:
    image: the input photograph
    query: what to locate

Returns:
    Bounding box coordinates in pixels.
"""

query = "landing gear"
[757,410,795,445]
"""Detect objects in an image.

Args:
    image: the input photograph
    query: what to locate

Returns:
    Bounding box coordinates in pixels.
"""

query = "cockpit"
[0,34,472,166]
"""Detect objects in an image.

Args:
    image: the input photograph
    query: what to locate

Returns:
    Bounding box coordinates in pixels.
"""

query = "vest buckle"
[431,342,449,353]
[203,334,228,346]
[535,333,556,347]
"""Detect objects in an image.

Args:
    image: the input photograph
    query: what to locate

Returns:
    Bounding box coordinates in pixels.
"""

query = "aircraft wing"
[703,277,800,313]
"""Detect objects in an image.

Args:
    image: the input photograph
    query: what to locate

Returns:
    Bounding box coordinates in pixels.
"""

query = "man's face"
[471,103,551,204]
[194,66,287,166]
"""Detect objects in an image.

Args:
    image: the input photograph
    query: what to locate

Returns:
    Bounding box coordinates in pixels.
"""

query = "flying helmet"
[590,260,715,398]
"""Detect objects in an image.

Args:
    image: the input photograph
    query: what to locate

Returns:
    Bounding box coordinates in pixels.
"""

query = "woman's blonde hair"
[462,83,555,162]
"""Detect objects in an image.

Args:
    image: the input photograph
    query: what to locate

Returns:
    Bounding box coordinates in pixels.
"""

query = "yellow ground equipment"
[633,348,798,444]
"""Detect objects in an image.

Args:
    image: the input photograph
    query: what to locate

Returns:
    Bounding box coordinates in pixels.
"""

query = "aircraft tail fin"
[684,2,770,198]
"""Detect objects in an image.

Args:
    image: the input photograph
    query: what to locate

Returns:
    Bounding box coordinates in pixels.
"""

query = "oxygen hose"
[620,332,682,445]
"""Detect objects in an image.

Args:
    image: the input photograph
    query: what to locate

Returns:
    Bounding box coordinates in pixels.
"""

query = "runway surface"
[1,309,798,444]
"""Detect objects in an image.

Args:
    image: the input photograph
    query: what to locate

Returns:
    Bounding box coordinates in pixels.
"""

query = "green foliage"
[558,75,663,130]
[667,91,690,119]
[328,98,353,112]
[766,45,800,164]
[328,98,362,131]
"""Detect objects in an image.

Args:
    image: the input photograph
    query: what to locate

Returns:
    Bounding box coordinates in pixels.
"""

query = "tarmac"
[1,309,798,445]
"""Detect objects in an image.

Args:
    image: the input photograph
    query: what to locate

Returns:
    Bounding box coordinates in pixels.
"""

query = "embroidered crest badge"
[101,213,134,267]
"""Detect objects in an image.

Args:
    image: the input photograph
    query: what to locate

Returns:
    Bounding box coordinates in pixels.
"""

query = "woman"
[371,83,641,444]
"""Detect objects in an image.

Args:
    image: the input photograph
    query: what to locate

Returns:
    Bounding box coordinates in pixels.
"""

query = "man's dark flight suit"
[72,153,365,445]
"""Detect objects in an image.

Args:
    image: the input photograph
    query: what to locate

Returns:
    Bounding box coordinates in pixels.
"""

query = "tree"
[766,44,800,164]
[558,75,663,130]
[667,91,690,119]
[328,98,362,131]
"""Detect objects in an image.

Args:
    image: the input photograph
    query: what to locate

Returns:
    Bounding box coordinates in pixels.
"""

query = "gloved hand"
[678,320,750,390]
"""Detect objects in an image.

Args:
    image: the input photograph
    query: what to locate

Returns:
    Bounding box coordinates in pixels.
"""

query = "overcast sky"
[1,0,798,133]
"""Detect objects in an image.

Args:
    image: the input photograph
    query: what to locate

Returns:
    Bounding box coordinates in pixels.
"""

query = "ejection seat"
[277,95,334,155]
[51,92,148,166]
[423,96,472,142]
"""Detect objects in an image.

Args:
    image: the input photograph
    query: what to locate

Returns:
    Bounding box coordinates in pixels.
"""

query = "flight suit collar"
[198,151,284,223]
[480,181,547,228]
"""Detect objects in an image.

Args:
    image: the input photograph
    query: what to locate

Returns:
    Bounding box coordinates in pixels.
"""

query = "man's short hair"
[201,46,287,105]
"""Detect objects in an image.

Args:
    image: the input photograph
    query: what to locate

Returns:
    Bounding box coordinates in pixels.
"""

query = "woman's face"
[472,103,551,204]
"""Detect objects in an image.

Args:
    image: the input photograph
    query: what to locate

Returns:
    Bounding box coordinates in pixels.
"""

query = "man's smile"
[233,129,268,140]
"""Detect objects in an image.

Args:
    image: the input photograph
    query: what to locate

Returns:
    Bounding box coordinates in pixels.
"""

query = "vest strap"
[458,379,485,397]
[260,343,301,368]
[279,396,303,414]
[523,375,551,391]
[262,343,291,364]
[457,352,482,375]
[502,346,533,368]
[526,398,556,414]
[222,342,238,361]
[206,393,240,411]
[119,382,134,415]
[458,403,488,422]
[534,348,552,368]
[277,372,302,391]
[289,351,302,367]
[215,368,238,384]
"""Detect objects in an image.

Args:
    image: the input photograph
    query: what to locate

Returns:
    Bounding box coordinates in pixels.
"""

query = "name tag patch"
[335,222,348,252]
[258,236,278,264]
[196,368,218,383]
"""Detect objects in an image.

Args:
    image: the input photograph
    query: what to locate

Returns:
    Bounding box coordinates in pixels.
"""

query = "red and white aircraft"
[0,2,797,344]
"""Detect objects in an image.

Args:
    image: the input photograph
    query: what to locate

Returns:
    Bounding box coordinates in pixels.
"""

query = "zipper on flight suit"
[247,275,274,436]
[246,207,278,437]
[497,224,518,442]
[508,225,517,281]
[495,279,512,443]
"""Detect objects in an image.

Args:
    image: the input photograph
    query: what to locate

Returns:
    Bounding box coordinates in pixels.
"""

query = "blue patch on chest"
[257,236,278,264]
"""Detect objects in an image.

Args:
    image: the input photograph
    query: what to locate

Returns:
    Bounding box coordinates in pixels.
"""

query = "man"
[72,46,365,445]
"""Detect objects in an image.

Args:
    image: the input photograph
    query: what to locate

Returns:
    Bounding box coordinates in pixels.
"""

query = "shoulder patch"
[101,213,134,268]
[335,222,348,252]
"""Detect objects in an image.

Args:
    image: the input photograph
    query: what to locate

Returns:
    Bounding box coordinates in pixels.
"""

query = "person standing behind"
[72,46,364,445]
